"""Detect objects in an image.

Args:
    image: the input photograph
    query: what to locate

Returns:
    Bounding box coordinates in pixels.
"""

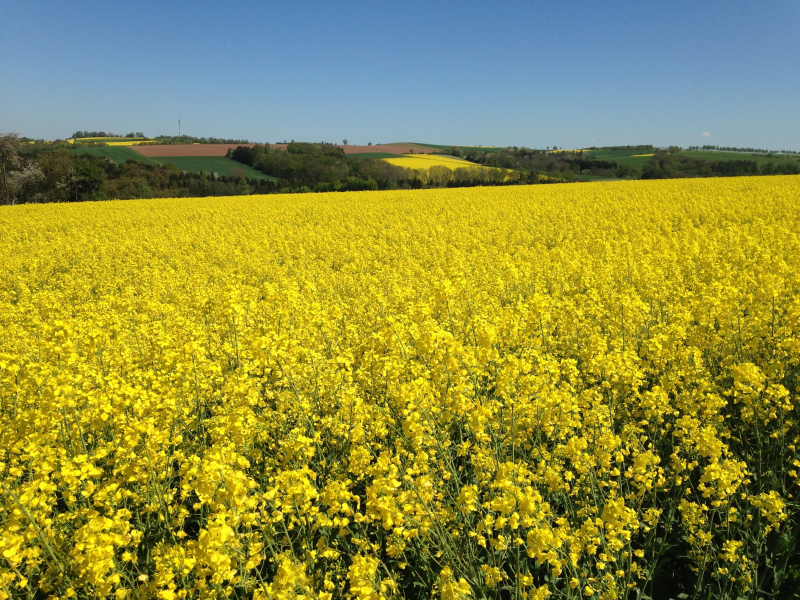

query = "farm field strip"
[1,176,799,599]
[148,156,278,180]
[130,144,255,157]
[381,153,488,170]
[583,150,655,167]
[70,145,162,166]
[101,141,158,146]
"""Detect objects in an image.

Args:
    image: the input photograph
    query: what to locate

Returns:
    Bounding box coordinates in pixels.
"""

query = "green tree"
[0,132,22,205]
[228,166,247,180]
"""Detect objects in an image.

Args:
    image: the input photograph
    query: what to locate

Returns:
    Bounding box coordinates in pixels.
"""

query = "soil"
[130,144,254,157]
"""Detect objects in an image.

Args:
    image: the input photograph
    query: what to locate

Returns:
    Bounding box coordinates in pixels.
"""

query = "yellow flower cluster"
[1,176,799,599]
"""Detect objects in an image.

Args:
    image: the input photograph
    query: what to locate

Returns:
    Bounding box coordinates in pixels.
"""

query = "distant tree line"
[228,143,537,192]
[72,131,146,139]
[584,145,655,152]
[153,135,250,145]
[70,132,251,144]
[230,143,800,190]
[0,132,276,205]
[642,150,800,179]
[439,147,639,180]
[5,132,800,206]
[688,145,799,155]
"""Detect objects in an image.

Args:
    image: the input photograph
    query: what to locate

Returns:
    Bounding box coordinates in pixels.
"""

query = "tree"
[0,132,23,205]
[228,166,247,180]
[343,139,348,146]
[36,148,84,202]
[6,164,44,204]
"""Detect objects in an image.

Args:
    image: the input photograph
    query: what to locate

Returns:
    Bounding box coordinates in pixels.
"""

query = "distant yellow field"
[382,154,482,170]
[632,153,654,157]
[102,140,157,146]
[76,137,155,146]
[382,153,512,184]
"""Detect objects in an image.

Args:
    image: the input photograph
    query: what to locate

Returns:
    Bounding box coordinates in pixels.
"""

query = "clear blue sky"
[1,1,798,149]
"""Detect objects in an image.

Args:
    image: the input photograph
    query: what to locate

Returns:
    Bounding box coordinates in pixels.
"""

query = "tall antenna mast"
[178,119,181,137]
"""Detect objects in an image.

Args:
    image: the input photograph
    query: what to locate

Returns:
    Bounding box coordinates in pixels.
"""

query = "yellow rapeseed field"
[1,177,799,599]
[382,155,482,170]
[74,139,155,146]
[102,141,158,146]
[382,155,511,186]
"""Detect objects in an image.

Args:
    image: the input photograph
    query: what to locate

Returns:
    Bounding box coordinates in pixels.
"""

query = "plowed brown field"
[130,144,254,157]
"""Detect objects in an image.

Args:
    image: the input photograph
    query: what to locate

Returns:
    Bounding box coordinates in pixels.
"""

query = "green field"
[583,149,655,168]
[71,148,277,180]
[70,146,161,166]
[150,156,277,180]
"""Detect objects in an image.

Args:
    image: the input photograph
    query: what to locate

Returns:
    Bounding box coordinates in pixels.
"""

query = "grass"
[583,149,655,168]
[151,156,277,180]
[70,146,161,166]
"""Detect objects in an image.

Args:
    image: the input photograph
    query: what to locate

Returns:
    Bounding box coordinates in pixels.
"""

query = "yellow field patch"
[76,137,155,145]
[102,140,158,146]
[382,153,481,170]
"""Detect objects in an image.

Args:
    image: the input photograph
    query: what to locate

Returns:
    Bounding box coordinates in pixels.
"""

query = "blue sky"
[1,1,798,149]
